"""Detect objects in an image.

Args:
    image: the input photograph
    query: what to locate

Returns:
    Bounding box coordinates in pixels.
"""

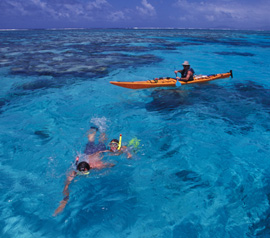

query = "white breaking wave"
[90,116,109,133]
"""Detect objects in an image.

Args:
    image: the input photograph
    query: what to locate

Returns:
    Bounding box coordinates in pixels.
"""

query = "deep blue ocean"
[1,29,270,238]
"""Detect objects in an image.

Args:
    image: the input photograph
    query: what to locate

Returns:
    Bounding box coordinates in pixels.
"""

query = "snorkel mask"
[75,157,91,175]
[109,134,122,152]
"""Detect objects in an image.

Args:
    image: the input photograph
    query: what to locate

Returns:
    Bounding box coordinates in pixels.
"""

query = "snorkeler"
[53,151,114,216]
[54,133,132,216]
[107,134,132,159]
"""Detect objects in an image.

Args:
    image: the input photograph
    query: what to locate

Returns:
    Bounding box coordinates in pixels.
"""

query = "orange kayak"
[110,70,233,89]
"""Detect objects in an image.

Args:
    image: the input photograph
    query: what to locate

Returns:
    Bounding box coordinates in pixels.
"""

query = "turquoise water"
[1,29,270,237]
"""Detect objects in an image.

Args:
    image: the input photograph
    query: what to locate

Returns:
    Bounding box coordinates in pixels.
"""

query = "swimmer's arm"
[63,171,76,196]
[53,195,69,216]
[94,150,111,158]
[102,162,115,168]
[87,150,109,162]
[53,171,76,216]
[96,150,112,155]
[121,146,132,159]
[127,151,132,159]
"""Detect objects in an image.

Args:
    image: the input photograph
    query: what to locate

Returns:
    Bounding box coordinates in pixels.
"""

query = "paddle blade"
[176,79,181,87]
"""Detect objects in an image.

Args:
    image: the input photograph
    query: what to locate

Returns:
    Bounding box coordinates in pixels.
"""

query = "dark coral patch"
[215,51,255,56]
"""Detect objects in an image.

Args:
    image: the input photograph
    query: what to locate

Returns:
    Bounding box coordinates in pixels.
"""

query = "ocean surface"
[0,28,270,238]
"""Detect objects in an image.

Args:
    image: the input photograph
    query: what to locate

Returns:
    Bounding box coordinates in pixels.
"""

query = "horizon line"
[0,27,268,32]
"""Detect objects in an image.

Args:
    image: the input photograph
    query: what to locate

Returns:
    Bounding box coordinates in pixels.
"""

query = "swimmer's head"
[111,139,119,144]
[77,161,91,173]
[109,139,119,152]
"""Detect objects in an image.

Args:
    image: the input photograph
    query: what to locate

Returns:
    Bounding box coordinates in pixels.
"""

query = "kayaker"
[174,61,195,82]
[53,151,114,216]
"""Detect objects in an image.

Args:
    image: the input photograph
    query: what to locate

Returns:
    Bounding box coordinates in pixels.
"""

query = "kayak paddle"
[175,72,181,87]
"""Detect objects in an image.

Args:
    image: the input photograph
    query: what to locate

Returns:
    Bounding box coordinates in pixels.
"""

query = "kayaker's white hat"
[182,61,190,66]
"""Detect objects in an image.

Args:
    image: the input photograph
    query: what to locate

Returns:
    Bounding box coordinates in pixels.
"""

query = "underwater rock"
[145,89,191,113]
[34,130,50,139]
[175,170,210,190]
[0,98,6,107]
[234,81,270,110]
[175,170,201,183]
[215,51,255,56]
[145,82,270,132]
[15,79,56,91]
[173,219,202,238]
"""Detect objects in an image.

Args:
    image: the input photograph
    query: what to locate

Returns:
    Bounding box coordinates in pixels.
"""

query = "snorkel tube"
[117,134,122,150]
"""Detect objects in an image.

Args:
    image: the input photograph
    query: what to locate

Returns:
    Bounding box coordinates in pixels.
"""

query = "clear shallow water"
[0,29,270,238]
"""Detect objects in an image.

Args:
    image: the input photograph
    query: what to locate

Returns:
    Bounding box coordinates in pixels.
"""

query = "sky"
[0,0,269,30]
